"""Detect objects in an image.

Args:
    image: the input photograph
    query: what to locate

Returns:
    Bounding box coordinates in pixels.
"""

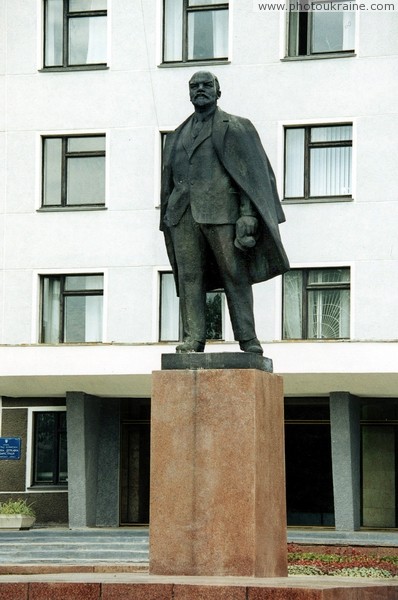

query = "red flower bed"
[287,544,398,577]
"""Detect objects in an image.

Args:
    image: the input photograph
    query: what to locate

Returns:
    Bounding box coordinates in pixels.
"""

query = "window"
[284,124,352,201]
[163,0,229,63]
[361,399,398,528]
[159,272,225,341]
[44,0,107,68]
[283,267,350,340]
[33,411,67,486]
[287,2,355,57]
[42,135,105,208]
[41,274,104,343]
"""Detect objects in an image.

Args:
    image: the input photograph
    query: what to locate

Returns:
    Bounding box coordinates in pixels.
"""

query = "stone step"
[0,529,150,564]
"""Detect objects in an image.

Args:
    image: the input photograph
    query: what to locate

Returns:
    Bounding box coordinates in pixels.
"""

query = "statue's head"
[189,71,221,110]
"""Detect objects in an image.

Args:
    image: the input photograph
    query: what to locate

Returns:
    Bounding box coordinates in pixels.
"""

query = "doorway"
[120,399,150,525]
[285,399,335,526]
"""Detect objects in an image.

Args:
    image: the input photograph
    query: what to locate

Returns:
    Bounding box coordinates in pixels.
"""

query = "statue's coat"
[161,107,290,295]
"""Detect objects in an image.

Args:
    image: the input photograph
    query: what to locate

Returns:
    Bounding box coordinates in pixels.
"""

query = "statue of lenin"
[160,71,290,354]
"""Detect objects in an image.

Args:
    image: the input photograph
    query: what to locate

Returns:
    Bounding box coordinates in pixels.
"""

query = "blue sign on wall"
[0,438,21,460]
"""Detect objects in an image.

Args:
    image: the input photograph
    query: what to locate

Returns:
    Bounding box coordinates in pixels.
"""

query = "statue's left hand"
[235,216,258,250]
[236,216,258,236]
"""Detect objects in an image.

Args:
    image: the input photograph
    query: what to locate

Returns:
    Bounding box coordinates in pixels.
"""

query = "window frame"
[162,0,229,65]
[283,123,353,202]
[282,266,351,340]
[40,273,104,343]
[286,1,356,59]
[31,410,68,487]
[25,407,68,490]
[41,134,106,209]
[43,0,108,70]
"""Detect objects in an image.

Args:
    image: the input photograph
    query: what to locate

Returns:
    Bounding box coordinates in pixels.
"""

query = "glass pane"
[65,274,103,291]
[361,399,398,422]
[64,295,103,342]
[287,10,299,57]
[67,156,105,205]
[283,270,303,339]
[42,277,61,343]
[205,292,223,340]
[310,146,351,196]
[362,426,396,527]
[311,9,355,53]
[308,268,350,285]
[307,288,350,338]
[160,273,179,341]
[284,128,305,198]
[35,413,56,483]
[163,0,183,61]
[189,0,224,5]
[286,422,334,526]
[188,9,228,60]
[68,136,105,152]
[45,0,63,67]
[69,0,107,11]
[311,125,352,142]
[43,138,62,206]
[68,16,107,65]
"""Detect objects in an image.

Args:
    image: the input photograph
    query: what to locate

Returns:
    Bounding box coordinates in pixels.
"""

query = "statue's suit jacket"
[161,107,290,295]
[162,116,243,227]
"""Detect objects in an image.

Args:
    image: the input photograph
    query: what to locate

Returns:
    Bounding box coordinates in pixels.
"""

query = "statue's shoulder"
[216,108,255,134]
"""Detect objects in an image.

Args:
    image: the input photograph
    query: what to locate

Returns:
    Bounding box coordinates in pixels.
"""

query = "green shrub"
[0,499,35,517]
[288,565,324,576]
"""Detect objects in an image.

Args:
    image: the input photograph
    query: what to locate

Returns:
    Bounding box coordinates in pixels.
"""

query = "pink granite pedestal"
[149,363,287,577]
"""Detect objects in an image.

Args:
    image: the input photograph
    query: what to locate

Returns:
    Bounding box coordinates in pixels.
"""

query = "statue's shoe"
[176,340,205,353]
[239,338,263,355]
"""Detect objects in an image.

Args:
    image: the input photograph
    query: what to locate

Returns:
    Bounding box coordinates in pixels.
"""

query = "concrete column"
[66,392,102,528]
[150,362,287,577]
[330,391,361,531]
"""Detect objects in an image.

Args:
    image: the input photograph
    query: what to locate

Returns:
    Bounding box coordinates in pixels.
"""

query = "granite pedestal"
[149,353,287,577]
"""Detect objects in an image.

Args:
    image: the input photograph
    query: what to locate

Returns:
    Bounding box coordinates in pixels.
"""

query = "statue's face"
[189,72,219,109]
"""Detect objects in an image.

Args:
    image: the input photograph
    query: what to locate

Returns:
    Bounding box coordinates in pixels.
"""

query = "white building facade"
[0,0,397,530]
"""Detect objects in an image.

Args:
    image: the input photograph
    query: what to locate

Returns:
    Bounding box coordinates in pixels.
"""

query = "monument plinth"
[149,353,287,577]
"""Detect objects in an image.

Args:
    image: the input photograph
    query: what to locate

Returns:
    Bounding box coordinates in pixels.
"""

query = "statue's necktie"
[191,117,204,140]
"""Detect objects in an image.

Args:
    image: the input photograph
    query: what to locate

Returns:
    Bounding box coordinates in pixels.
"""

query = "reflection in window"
[163,0,228,63]
[284,124,352,200]
[42,135,105,207]
[41,274,104,343]
[44,0,107,68]
[361,399,398,529]
[283,268,350,340]
[33,411,67,485]
[287,2,355,57]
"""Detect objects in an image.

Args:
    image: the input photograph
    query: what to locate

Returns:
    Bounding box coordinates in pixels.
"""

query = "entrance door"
[120,399,150,525]
[285,399,335,526]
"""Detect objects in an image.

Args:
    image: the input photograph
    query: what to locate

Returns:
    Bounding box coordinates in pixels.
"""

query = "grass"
[0,499,36,517]
[288,544,398,578]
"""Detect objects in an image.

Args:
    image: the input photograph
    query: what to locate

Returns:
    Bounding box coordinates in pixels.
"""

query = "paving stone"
[102,583,173,599]
[173,585,246,600]
[29,582,100,600]
[0,583,28,600]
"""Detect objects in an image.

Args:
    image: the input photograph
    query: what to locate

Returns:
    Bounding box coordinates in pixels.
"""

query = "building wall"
[0,3,396,346]
[0,1,397,528]
[0,398,68,524]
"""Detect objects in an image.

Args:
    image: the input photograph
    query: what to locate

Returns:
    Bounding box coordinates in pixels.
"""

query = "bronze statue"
[160,71,289,354]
